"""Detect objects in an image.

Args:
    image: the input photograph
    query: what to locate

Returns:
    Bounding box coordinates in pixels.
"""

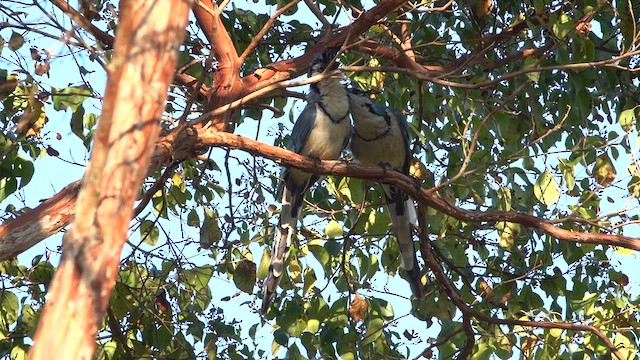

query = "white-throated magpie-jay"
[347,88,425,299]
[262,48,351,313]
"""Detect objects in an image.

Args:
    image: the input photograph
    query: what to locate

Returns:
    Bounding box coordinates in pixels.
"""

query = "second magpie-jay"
[347,88,425,299]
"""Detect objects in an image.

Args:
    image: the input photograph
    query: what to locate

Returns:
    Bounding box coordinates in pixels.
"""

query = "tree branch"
[2,128,639,263]
[197,132,640,251]
[238,0,302,64]
[416,205,626,360]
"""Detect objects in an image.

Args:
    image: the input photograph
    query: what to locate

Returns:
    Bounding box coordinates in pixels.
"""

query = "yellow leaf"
[172,172,182,187]
[289,258,302,283]
[614,247,636,256]
[410,159,429,179]
[303,267,316,295]
[594,153,616,186]
[534,171,560,205]
[325,220,343,239]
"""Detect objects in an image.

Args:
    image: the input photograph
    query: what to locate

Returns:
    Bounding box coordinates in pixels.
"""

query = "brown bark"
[28,0,193,358]
[0,180,80,259]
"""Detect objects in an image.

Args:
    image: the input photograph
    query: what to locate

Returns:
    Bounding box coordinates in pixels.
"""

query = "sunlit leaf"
[303,267,316,295]
[53,86,91,111]
[257,248,270,280]
[325,220,343,239]
[618,107,636,132]
[534,171,560,205]
[362,317,384,346]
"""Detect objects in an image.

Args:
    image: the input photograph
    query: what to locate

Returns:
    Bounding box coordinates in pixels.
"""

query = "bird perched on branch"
[262,47,351,314]
[347,87,425,300]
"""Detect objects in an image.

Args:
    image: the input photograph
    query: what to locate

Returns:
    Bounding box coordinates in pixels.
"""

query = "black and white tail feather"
[347,88,425,300]
[261,47,351,314]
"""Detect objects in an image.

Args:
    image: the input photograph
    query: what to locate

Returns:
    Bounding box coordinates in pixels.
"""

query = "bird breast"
[299,101,350,160]
[351,119,406,170]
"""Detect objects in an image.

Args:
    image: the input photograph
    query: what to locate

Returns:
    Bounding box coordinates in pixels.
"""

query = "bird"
[347,87,425,300]
[262,47,351,314]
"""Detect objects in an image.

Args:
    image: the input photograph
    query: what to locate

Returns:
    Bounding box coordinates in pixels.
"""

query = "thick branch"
[49,0,115,48]
[0,181,80,259]
[192,0,241,130]
[197,132,640,251]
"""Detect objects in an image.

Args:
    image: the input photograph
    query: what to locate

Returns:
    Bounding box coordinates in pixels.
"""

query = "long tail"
[384,185,425,299]
[261,185,300,314]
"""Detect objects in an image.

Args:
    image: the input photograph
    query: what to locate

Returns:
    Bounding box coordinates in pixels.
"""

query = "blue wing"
[390,107,412,174]
[287,103,317,154]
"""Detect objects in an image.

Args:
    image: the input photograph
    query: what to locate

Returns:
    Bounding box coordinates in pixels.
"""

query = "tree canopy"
[0,0,639,359]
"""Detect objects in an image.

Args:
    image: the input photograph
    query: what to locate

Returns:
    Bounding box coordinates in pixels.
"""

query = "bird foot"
[378,162,393,175]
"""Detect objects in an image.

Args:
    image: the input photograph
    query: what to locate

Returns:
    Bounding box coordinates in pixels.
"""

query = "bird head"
[347,85,369,97]
[347,86,387,117]
[308,46,341,77]
[346,87,373,107]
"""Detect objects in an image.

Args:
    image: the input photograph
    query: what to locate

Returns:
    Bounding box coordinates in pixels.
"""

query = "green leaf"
[53,86,92,111]
[284,317,306,338]
[0,290,19,325]
[15,157,34,189]
[0,177,17,204]
[8,32,24,51]
[70,106,85,139]
[618,107,637,132]
[534,171,560,205]
[558,158,576,191]
[523,57,540,82]
[362,317,384,346]
[550,13,574,39]
[303,267,317,295]
[594,153,616,186]
[273,328,289,347]
[183,266,214,292]
[569,293,598,315]
[200,210,222,249]
[139,219,159,245]
[233,259,256,294]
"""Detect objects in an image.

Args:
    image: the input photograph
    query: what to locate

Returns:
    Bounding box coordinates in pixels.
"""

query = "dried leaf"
[349,293,367,322]
[476,0,493,17]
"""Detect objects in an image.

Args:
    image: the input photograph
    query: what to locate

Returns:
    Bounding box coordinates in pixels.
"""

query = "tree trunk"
[28,1,193,358]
